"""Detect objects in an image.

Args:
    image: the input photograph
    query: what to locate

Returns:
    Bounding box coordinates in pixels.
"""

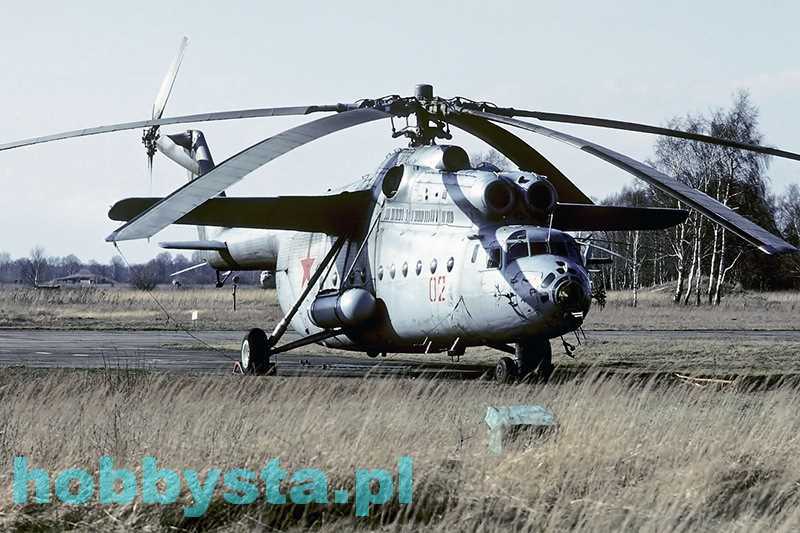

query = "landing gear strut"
[516,338,554,382]
[237,236,347,377]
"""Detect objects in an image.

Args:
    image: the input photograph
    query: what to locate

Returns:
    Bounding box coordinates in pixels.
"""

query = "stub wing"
[109,190,373,236]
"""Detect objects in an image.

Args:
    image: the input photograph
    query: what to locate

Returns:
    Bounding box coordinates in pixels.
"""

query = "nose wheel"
[492,338,554,384]
[494,356,518,384]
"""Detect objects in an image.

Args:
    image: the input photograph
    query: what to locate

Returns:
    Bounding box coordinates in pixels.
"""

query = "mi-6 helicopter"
[2,39,798,383]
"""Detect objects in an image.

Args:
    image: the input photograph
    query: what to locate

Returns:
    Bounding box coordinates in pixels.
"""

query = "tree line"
[591,92,799,305]
[0,249,263,288]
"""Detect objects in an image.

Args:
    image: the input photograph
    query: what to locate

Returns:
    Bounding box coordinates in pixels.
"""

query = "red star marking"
[300,256,316,286]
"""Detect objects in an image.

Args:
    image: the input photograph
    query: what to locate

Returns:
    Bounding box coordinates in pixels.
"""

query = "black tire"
[366,350,380,358]
[241,328,270,375]
[495,356,518,384]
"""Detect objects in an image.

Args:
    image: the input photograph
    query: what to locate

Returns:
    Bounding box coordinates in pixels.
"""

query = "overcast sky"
[1,0,798,263]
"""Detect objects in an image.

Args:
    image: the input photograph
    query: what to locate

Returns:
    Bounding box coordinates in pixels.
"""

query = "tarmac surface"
[0,330,491,379]
[2,329,800,379]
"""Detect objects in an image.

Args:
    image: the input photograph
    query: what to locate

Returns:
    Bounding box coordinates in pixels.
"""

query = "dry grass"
[1,368,799,531]
[0,286,280,330]
[591,290,800,331]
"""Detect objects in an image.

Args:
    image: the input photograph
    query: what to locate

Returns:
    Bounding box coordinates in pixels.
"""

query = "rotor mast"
[389,84,452,146]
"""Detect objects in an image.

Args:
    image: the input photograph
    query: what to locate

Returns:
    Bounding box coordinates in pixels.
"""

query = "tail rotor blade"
[152,36,189,120]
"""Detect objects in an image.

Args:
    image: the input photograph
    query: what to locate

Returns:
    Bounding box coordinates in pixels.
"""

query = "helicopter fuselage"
[208,145,592,354]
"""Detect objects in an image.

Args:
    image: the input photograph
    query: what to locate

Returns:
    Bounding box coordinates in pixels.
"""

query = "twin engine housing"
[466,171,558,221]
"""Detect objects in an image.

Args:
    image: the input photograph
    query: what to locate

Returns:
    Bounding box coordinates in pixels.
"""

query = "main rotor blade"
[0,104,348,152]
[447,112,593,204]
[485,107,800,162]
[152,36,189,120]
[106,108,387,242]
[465,109,798,255]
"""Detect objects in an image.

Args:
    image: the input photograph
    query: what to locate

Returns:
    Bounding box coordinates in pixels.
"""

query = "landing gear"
[494,356,518,384]
[240,328,272,375]
[516,338,554,382]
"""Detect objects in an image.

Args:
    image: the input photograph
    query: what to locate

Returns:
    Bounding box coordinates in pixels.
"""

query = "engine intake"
[403,145,471,172]
[466,176,517,219]
[521,179,557,217]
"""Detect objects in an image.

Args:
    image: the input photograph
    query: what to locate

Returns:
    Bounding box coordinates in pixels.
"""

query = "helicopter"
[2,38,798,383]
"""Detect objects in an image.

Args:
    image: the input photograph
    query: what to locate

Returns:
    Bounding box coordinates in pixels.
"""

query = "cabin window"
[447,257,454,272]
[402,262,408,277]
[471,244,479,263]
[332,272,338,286]
[360,270,367,284]
[430,258,438,274]
[377,266,383,281]
[416,260,423,276]
[487,247,501,269]
[390,264,396,279]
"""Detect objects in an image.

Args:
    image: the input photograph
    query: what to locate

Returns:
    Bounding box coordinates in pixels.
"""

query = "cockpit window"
[506,230,529,264]
[503,230,582,265]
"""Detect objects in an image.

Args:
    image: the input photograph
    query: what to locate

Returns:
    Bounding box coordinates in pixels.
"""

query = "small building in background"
[51,269,116,286]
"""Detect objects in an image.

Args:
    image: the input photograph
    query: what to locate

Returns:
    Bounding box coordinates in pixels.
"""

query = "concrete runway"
[0,330,491,379]
[2,329,799,379]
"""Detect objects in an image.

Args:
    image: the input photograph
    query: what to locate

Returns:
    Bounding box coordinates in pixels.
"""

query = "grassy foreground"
[1,368,800,531]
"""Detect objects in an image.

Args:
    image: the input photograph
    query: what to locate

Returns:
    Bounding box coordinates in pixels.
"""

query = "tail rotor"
[143,36,189,176]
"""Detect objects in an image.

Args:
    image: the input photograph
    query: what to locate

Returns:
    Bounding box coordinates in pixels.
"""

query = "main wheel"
[516,338,554,382]
[495,356,518,384]
[241,328,271,375]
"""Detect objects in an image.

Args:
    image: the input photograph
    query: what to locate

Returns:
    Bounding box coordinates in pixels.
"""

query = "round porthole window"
[430,258,438,274]
[377,266,383,281]
[402,262,408,277]
[416,260,423,276]
[447,257,454,272]
[390,264,396,279]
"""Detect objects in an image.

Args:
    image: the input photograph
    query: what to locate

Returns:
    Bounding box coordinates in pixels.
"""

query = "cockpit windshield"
[505,229,582,264]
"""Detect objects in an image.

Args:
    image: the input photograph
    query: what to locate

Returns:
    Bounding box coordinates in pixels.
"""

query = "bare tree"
[129,264,158,291]
[649,92,771,305]
[22,246,49,285]
[778,184,800,245]
[473,149,515,171]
